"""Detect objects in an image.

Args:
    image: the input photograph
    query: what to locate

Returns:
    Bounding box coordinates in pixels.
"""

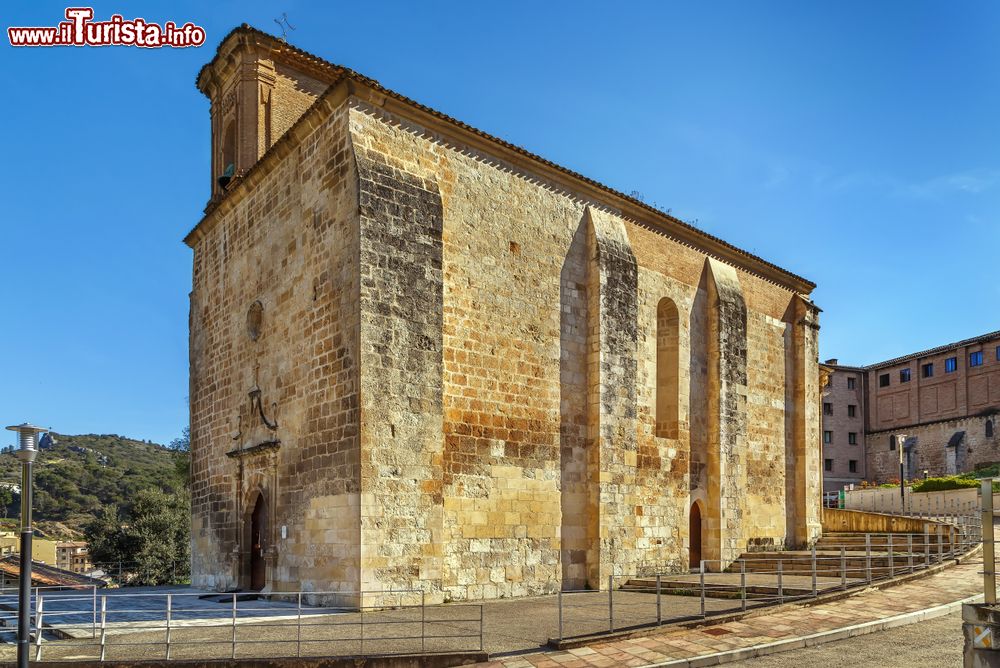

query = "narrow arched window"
[988,420,995,438]
[656,297,679,438]
[219,120,237,187]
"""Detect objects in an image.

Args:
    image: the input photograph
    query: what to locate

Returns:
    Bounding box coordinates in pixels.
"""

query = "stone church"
[186,25,823,602]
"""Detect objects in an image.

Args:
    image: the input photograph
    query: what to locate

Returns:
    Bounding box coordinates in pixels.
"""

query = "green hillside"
[0,433,187,537]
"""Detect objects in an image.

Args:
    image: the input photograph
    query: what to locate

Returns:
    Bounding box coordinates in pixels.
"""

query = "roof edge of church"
[189,24,817,295]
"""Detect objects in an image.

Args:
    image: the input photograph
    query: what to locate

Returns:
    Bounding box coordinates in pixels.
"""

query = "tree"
[169,426,190,452]
[84,487,190,585]
[0,486,12,518]
[170,426,191,488]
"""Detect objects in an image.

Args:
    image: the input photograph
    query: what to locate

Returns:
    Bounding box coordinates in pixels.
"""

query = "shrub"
[911,476,981,493]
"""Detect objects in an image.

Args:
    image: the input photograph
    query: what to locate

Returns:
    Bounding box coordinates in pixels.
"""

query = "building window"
[823,402,833,415]
[946,357,958,373]
[890,435,896,450]
[848,404,857,417]
[847,377,856,389]
[988,420,995,438]
[849,432,857,445]
[922,363,933,378]
[971,351,984,367]
[849,460,858,473]
[879,373,890,387]
[900,368,911,383]
[823,431,832,444]
[824,458,833,472]
[996,346,1000,362]
[655,298,680,438]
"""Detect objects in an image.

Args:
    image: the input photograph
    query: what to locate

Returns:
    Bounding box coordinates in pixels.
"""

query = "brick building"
[819,363,867,493]
[821,330,1000,491]
[186,25,824,602]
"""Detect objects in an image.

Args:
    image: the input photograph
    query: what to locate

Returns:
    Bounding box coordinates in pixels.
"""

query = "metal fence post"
[937,525,944,563]
[479,604,484,652]
[231,592,237,660]
[840,546,846,590]
[92,586,97,639]
[360,596,365,656]
[558,589,563,641]
[907,534,914,573]
[608,575,614,633]
[296,592,303,657]
[33,594,43,661]
[421,591,426,653]
[811,546,817,596]
[656,574,662,625]
[699,560,706,617]
[865,534,872,583]
[924,525,931,568]
[99,596,107,662]
[888,533,894,578]
[165,593,172,660]
[777,559,783,604]
[984,479,996,603]
[740,560,747,612]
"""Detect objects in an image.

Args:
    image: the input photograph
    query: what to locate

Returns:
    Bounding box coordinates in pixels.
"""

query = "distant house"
[0,531,57,565]
[56,541,91,574]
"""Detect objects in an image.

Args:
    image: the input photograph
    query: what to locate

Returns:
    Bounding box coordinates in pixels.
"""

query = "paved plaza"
[478,554,986,667]
[0,548,978,665]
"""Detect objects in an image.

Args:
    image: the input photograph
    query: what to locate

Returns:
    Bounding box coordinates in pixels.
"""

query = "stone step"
[815,537,951,549]
[726,551,940,575]
[621,578,814,599]
[197,592,261,603]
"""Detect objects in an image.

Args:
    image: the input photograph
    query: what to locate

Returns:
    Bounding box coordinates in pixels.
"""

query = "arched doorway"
[689,503,702,570]
[250,495,267,591]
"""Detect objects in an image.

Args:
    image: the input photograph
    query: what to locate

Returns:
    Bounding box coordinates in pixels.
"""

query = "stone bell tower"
[195,25,334,202]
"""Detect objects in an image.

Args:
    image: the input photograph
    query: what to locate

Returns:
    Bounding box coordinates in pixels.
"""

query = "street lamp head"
[5,424,48,463]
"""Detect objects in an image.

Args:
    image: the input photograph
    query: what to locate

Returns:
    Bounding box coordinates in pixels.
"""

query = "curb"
[644,592,982,667]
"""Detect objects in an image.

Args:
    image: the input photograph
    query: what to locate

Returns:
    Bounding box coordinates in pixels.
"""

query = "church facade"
[186,25,823,603]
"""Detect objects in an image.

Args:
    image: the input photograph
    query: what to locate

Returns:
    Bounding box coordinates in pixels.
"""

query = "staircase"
[622,528,961,598]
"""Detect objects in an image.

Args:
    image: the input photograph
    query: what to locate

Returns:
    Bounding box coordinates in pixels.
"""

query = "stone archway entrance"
[689,502,703,569]
[249,494,267,591]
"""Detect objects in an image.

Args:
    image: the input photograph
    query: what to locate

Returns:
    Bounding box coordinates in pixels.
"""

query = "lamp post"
[6,423,46,668]
[896,433,907,512]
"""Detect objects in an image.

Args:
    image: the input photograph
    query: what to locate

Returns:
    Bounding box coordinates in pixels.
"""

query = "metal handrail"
[25,588,483,662]
[555,512,981,642]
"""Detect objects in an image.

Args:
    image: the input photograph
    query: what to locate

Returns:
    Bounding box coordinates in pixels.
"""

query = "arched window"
[219,120,237,187]
[656,297,679,439]
[988,420,995,438]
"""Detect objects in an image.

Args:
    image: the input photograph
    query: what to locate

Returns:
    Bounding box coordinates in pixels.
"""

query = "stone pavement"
[479,555,987,667]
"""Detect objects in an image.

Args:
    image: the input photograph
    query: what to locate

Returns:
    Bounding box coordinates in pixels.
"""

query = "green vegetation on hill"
[0,433,188,536]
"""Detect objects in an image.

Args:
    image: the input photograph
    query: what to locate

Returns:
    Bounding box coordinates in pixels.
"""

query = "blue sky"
[2,1,998,445]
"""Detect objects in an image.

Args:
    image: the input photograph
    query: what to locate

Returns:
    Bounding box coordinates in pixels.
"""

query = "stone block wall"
[189,105,361,594]
[867,414,999,481]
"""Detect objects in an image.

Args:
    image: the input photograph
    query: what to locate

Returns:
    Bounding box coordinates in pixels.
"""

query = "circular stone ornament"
[247,300,264,341]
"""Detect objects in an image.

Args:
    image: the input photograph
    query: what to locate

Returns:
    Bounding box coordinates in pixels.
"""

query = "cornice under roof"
[864,330,1000,371]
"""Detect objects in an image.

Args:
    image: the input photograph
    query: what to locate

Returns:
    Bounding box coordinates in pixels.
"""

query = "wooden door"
[689,503,702,569]
[250,495,266,591]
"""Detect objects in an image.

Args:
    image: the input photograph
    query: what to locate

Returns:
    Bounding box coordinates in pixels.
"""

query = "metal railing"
[554,512,981,642]
[10,589,482,662]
